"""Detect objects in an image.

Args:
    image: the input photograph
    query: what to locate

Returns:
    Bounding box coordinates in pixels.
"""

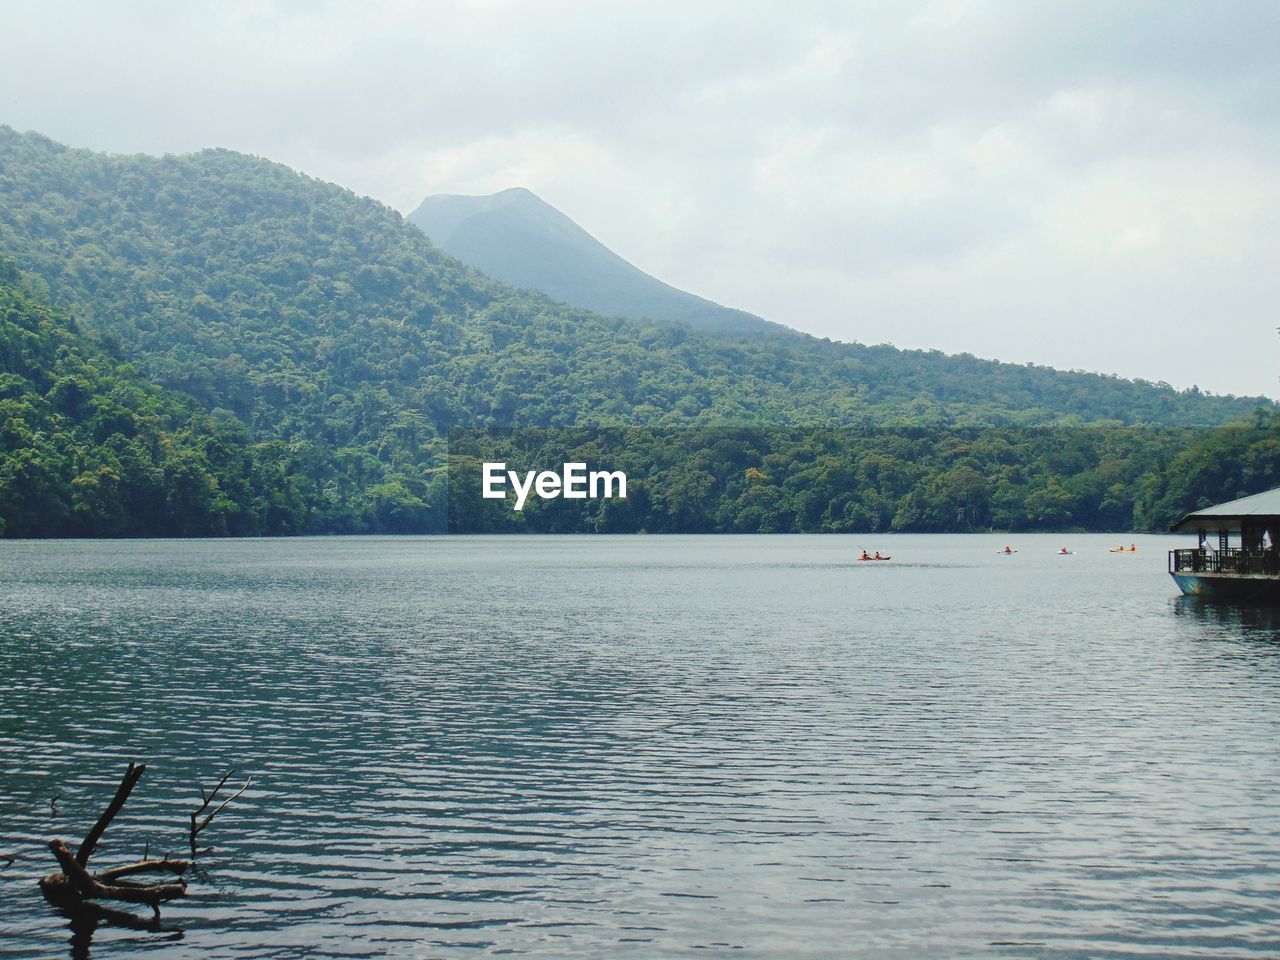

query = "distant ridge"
[408,187,783,336]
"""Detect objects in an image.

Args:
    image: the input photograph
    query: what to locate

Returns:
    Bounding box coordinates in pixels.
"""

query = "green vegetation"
[0,263,451,535]
[0,261,292,535]
[448,423,1280,534]
[0,126,1274,536]
[1136,414,1280,527]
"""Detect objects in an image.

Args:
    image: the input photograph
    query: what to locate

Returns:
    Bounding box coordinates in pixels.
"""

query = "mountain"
[0,129,1259,432]
[0,126,1273,534]
[409,187,783,335]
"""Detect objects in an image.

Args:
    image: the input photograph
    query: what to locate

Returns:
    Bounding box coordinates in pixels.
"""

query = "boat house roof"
[1170,485,1280,532]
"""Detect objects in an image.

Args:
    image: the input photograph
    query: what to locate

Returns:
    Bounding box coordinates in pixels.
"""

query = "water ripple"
[1,534,1278,958]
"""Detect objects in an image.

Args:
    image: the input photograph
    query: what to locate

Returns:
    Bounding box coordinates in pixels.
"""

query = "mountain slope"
[0,259,316,536]
[0,127,1263,444]
[409,187,782,335]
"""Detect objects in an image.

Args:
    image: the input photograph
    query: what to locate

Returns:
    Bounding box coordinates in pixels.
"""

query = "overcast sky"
[3,1,1278,397]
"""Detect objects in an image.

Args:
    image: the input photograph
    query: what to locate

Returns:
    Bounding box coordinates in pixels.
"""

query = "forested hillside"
[0,261,305,535]
[0,128,1264,441]
[0,127,1274,536]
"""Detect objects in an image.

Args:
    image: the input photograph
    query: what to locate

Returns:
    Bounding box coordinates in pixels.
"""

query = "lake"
[1,534,1278,958]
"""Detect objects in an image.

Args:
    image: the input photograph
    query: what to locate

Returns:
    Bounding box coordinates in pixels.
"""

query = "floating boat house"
[1169,486,1280,602]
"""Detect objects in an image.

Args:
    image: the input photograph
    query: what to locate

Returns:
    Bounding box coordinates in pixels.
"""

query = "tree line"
[446,424,1280,534]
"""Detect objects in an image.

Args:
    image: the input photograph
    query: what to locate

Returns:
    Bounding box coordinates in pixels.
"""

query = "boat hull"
[1171,572,1280,604]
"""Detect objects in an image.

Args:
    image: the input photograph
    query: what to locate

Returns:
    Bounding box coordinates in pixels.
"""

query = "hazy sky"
[3,1,1278,397]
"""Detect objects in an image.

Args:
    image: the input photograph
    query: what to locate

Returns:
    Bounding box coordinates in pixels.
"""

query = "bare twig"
[76,763,145,867]
[195,770,231,812]
[189,771,251,856]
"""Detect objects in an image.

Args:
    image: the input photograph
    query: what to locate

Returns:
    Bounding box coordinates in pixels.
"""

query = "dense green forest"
[447,421,1280,534]
[0,263,452,534]
[0,261,292,535]
[0,126,1275,536]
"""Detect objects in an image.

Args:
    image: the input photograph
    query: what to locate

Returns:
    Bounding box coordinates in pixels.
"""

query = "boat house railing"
[1169,548,1280,576]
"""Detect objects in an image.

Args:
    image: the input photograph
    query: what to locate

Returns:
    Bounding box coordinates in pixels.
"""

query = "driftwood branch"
[98,858,189,883]
[190,770,250,856]
[76,761,145,867]
[40,762,197,920]
[46,840,186,909]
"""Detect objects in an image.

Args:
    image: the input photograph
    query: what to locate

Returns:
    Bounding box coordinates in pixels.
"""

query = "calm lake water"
[1,534,1278,958]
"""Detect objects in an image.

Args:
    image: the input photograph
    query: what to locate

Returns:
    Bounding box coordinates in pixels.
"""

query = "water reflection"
[59,902,183,960]
[1172,594,1280,639]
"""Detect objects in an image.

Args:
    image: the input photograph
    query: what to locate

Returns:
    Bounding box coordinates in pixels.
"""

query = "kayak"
[1108,548,1138,553]
[858,556,891,561]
